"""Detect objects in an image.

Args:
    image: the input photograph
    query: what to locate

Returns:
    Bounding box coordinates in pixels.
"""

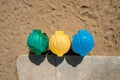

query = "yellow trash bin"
[49,31,71,57]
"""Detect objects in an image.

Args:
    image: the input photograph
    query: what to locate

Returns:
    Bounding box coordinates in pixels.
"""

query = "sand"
[0,0,120,80]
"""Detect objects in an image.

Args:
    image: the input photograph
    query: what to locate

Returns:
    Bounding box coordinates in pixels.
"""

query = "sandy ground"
[0,0,120,80]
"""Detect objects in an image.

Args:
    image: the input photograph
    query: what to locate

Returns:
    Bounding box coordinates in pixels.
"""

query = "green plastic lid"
[27,29,49,55]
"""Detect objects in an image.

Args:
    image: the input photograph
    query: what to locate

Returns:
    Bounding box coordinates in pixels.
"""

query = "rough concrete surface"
[17,55,56,80]
[0,0,120,80]
[17,55,120,80]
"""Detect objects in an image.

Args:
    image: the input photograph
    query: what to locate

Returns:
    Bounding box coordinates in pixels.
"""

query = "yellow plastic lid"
[49,31,71,57]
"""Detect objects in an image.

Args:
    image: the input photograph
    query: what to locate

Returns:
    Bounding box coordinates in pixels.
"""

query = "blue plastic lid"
[71,29,94,56]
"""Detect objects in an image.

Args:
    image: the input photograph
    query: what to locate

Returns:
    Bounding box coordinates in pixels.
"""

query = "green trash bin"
[27,29,49,55]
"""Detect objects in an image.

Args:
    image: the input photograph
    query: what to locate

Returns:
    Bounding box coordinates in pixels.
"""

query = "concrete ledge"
[17,55,120,80]
[17,55,56,80]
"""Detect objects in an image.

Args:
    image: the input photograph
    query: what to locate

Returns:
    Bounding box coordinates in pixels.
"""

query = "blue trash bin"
[71,29,94,56]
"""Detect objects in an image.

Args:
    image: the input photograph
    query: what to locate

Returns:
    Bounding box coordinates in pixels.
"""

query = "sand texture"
[0,0,120,80]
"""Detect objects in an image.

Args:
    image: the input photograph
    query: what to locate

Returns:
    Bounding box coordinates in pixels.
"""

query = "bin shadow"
[65,49,84,67]
[28,50,49,65]
[47,51,64,67]
[28,49,84,67]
